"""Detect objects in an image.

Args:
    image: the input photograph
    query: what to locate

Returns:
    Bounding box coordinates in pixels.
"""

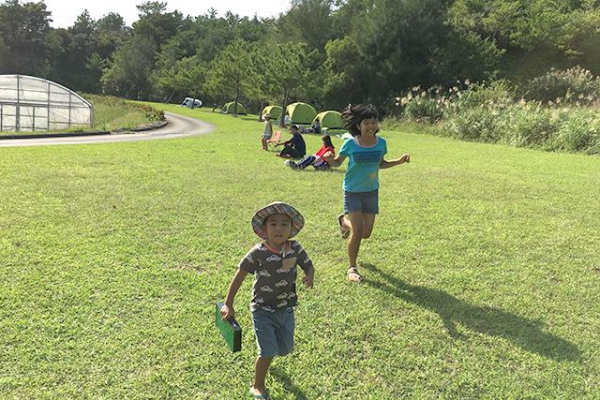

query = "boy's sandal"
[337,214,350,239]
[249,388,271,400]
[347,267,362,282]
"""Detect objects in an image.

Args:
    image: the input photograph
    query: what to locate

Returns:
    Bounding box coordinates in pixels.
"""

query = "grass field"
[1,105,599,399]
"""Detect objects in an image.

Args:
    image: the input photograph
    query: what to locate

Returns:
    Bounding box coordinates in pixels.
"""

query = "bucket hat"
[251,202,304,240]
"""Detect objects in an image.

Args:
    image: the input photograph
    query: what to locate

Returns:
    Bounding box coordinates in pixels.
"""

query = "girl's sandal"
[347,267,362,282]
[249,387,271,399]
[337,214,350,239]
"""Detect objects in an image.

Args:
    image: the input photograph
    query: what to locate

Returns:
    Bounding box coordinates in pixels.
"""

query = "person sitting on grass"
[220,202,315,400]
[277,125,306,158]
[284,134,335,171]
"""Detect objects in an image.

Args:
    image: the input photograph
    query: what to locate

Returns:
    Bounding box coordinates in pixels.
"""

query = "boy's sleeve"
[293,242,314,271]
[239,247,258,274]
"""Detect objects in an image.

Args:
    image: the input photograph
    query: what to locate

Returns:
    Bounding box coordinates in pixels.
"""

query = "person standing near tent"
[261,113,273,151]
[323,104,411,282]
[311,118,321,134]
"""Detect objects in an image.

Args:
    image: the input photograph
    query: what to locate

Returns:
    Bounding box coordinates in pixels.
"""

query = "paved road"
[0,112,215,147]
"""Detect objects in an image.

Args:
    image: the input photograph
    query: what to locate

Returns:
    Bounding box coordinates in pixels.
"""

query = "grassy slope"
[0,105,598,399]
[0,96,156,136]
[89,97,152,132]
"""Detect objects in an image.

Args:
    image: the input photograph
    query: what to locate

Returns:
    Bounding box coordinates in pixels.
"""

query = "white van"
[181,97,202,108]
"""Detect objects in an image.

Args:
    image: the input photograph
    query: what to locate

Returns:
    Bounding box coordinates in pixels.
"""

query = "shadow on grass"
[271,367,309,400]
[361,263,581,362]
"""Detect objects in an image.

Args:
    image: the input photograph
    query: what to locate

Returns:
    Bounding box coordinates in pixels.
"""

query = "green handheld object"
[215,302,242,352]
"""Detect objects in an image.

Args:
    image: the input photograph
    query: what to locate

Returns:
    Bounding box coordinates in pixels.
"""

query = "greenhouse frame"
[0,75,93,132]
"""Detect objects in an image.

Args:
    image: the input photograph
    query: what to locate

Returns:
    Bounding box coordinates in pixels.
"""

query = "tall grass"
[391,69,600,155]
[87,94,165,132]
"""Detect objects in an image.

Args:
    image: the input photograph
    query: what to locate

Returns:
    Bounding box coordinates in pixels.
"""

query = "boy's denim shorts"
[252,307,295,358]
[343,190,379,214]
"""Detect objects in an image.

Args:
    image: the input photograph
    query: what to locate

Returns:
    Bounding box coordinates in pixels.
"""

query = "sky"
[42,0,293,28]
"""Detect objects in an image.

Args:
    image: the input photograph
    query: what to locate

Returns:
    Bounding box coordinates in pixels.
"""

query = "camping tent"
[313,111,343,129]
[181,97,202,108]
[261,105,282,120]
[285,102,317,124]
[222,102,247,114]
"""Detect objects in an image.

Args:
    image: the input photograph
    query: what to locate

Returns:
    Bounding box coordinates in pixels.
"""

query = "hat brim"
[251,202,304,240]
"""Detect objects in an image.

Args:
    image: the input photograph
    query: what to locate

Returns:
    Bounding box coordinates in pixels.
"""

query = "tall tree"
[157,55,207,103]
[96,13,130,61]
[279,0,336,54]
[102,35,156,99]
[133,1,184,50]
[0,0,51,75]
[205,39,256,116]
[446,0,600,80]
[323,0,451,110]
[66,11,101,91]
[261,42,312,127]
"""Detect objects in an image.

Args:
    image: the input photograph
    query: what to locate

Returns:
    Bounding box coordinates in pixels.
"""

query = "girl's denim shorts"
[343,190,379,214]
[252,307,295,358]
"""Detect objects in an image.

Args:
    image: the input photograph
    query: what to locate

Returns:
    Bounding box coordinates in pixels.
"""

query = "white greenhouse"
[0,75,93,132]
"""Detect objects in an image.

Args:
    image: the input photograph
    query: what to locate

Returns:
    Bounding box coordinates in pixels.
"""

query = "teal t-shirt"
[339,136,387,193]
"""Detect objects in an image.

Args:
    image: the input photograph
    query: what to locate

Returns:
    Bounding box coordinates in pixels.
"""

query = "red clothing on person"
[315,145,335,164]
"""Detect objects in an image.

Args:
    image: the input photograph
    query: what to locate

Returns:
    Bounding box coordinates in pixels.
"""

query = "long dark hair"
[342,104,379,136]
[322,134,334,148]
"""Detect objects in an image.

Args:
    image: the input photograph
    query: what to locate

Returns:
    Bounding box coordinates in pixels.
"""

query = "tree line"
[1,0,599,114]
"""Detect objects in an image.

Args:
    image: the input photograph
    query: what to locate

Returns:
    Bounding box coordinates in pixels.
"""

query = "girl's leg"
[346,212,365,281]
[339,213,375,238]
[253,356,273,395]
[339,214,351,231]
[296,155,316,169]
[361,213,377,239]
[313,162,330,171]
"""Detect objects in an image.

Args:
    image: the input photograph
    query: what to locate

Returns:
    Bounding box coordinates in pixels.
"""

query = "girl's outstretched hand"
[323,151,335,164]
[399,154,411,164]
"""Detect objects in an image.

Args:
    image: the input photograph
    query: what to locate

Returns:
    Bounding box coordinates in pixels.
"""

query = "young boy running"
[221,202,314,399]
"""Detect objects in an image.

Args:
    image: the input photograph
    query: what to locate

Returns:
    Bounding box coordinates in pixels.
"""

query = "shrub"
[403,96,444,123]
[506,107,558,148]
[552,111,600,153]
[391,81,600,156]
[524,67,600,105]
[444,107,510,143]
[444,80,514,117]
[136,103,165,122]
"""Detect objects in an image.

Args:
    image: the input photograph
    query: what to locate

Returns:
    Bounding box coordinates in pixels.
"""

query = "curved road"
[0,112,215,147]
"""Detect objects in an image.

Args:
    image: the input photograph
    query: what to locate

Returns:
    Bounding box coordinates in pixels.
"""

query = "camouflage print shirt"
[239,240,313,313]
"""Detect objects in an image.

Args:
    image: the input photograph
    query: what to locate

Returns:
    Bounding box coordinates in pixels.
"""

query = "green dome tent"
[222,102,247,114]
[285,102,317,124]
[313,111,343,129]
[261,105,282,120]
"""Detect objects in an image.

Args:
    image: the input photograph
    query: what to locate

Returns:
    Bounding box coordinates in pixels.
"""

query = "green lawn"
[1,105,598,399]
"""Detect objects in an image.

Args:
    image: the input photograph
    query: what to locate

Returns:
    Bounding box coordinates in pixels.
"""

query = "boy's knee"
[362,232,372,239]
